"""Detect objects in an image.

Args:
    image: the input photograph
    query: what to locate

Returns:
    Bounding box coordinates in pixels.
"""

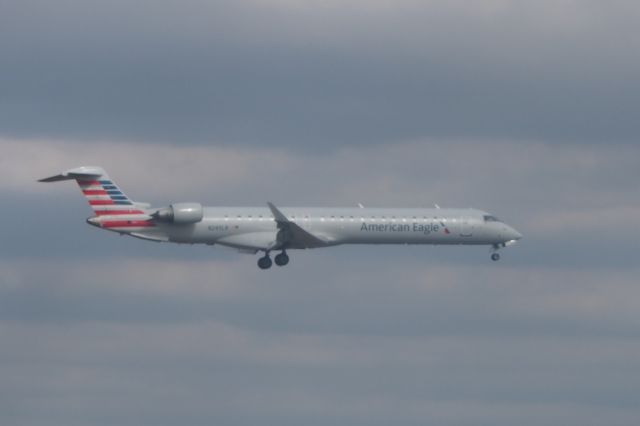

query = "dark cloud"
[2,258,640,426]
[1,1,640,147]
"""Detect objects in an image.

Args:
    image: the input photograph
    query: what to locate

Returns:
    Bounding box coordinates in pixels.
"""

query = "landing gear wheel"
[258,255,273,269]
[491,253,500,261]
[274,252,289,266]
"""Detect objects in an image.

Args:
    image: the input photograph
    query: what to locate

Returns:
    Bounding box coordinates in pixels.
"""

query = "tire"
[274,252,289,266]
[258,256,273,269]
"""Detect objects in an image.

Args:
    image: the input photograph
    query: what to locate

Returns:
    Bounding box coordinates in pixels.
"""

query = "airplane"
[40,166,523,269]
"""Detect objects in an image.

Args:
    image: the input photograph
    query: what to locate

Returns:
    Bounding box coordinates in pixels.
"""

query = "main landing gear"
[257,255,272,269]
[257,250,289,269]
[491,253,500,261]
[274,251,289,266]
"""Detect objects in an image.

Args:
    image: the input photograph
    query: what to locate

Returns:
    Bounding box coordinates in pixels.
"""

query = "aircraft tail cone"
[86,217,101,227]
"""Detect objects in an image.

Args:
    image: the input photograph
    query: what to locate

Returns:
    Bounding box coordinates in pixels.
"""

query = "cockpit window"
[483,215,500,222]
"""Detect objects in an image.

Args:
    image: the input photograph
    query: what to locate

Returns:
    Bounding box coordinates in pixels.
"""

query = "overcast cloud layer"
[2,0,640,146]
[2,1,640,426]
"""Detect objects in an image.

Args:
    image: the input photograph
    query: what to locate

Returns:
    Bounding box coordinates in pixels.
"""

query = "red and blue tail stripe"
[77,178,156,229]
[76,179,146,217]
[39,166,156,231]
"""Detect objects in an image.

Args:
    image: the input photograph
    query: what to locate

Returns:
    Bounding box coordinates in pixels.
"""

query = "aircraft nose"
[508,227,523,241]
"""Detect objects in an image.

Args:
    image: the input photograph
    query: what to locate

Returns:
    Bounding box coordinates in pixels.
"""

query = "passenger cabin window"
[483,215,499,222]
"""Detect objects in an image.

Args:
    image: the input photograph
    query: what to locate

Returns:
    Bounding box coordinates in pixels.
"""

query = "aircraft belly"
[164,224,206,244]
[216,231,278,250]
[129,230,170,242]
[165,221,276,245]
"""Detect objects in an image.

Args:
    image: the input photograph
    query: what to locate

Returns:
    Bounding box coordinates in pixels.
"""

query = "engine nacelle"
[153,202,203,224]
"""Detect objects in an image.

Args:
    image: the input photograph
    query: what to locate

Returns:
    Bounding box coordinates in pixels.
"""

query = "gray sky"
[2,1,640,425]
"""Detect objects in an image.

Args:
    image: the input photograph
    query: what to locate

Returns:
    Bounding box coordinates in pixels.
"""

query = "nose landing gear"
[490,243,505,261]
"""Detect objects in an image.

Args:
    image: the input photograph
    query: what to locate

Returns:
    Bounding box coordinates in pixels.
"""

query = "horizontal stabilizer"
[39,166,106,183]
[38,174,76,182]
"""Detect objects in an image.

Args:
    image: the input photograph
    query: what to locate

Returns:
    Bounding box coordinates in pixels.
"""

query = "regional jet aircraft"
[40,166,522,269]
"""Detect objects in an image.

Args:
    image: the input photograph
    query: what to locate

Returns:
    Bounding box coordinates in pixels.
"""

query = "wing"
[267,202,331,249]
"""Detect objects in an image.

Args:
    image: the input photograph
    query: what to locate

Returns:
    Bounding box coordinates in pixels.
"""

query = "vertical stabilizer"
[39,166,145,216]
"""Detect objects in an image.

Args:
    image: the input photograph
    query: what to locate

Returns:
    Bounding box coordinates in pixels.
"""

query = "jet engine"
[152,203,203,224]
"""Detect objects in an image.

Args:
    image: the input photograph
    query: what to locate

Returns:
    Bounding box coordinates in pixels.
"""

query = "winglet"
[267,202,290,223]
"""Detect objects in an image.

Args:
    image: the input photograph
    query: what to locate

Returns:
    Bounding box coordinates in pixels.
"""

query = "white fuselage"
[41,166,523,268]
[119,207,522,251]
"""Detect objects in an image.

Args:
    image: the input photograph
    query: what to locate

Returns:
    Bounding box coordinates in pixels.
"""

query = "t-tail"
[39,166,156,233]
